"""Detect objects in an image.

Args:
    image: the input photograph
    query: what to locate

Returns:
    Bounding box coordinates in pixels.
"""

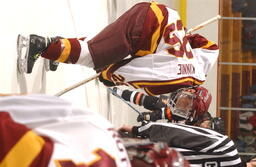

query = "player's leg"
[24,2,164,72]
[87,2,151,70]
[20,34,93,73]
[40,37,94,68]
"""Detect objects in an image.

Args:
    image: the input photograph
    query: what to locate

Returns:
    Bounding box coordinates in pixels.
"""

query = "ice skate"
[17,34,52,73]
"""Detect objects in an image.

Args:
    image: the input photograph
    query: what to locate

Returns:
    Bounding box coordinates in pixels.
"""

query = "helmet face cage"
[169,88,196,120]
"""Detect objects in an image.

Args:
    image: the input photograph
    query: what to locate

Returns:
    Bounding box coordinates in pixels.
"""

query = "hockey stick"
[54,15,220,96]
[186,15,221,34]
[55,73,100,96]
[220,16,256,21]
[107,87,143,116]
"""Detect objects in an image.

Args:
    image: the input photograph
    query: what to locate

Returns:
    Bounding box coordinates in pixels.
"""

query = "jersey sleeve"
[187,34,218,50]
[188,33,219,76]
[0,111,53,167]
[0,94,131,167]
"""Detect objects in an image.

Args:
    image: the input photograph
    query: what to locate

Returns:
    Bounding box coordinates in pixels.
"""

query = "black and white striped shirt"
[132,122,243,167]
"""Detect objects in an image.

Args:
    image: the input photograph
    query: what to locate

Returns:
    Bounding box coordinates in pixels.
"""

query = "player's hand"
[137,112,151,122]
[119,125,133,133]
[137,110,163,122]
[118,125,134,138]
[111,87,123,97]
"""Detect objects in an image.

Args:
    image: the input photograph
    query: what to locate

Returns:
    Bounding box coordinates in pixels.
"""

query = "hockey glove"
[212,117,225,134]
[137,109,164,122]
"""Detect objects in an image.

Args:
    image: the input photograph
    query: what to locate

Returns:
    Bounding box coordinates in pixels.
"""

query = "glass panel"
[218,0,256,162]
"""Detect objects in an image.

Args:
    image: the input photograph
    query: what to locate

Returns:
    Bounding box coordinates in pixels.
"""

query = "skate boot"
[26,34,53,73]
[17,34,53,73]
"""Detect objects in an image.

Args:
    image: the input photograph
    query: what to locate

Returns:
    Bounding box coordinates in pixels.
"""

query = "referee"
[120,122,243,167]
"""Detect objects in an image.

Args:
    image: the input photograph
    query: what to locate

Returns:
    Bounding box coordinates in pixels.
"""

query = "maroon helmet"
[123,138,190,167]
[192,86,212,118]
[167,86,212,123]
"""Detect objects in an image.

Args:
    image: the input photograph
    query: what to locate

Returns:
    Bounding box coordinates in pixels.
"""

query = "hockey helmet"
[123,138,190,167]
[168,86,212,122]
[192,86,212,117]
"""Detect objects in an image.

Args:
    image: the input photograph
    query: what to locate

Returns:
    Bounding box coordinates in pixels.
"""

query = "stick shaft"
[187,15,221,34]
[55,73,100,96]
[107,88,142,115]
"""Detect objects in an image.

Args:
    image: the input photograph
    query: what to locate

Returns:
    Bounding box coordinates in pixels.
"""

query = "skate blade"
[17,34,29,73]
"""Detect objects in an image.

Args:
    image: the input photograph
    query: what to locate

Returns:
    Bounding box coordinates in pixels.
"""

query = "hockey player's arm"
[187,33,219,76]
[187,33,218,50]
[131,122,211,147]
[118,88,163,110]
[132,122,239,154]
[112,87,171,122]
[111,86,167,111]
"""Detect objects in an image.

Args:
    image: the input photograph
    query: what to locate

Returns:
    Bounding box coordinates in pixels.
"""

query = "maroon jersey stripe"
[30,136,54,167]
[188,34,209,49]
[156,3,169,46]
[207,44,219,50]
[137,8,158,52]
[78,37,86,41]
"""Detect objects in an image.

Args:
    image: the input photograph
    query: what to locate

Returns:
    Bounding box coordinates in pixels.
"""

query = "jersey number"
[163,20,193,59]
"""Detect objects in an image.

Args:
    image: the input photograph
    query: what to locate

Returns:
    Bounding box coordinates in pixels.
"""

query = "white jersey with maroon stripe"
[0,94,131,167]
[110,8,219,89]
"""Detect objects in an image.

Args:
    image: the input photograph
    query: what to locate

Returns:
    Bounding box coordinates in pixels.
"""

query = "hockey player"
[119,122,243,167]
[0,94,131,167]
[110,86,212,126]
[18,1,219,95]
[110,86,226,135]
[0,94,191,167]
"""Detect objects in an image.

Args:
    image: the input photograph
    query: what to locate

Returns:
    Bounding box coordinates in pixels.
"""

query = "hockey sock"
[41,37,94,68]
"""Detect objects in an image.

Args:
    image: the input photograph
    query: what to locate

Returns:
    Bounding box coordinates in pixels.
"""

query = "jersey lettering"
[177,64,195,75]
[163,20,193,59]
[107,128,130,164]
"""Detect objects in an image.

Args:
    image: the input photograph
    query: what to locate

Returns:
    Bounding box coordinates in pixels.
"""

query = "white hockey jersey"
[99,4,219,95]
[0,94,131,167]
